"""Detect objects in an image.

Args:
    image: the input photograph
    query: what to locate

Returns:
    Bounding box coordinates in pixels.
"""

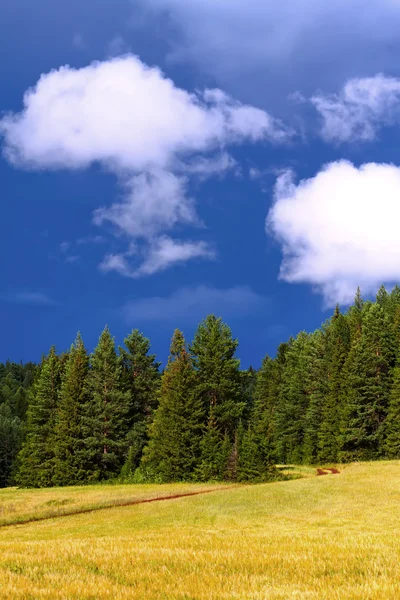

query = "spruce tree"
[16,348,61,487]
[81,327,130,481]
[275,333,312,464]
[141,330,205,482]
[384,361,400,458]
[119,330,161,475]
[302,329,329,464]
[340,303,395,461]
[318,307,350,463]
[191,315,245,438]
[195,411,228,481]
[53,334,89,486]
[0,404,22,487]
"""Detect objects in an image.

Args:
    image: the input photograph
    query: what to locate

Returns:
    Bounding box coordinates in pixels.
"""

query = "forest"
[2,284,400,488]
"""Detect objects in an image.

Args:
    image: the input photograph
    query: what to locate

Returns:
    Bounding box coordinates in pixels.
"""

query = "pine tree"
[302,329,329,464]
[384,361,400,458]
[119,330,161,476]
[318,307,350,463]
[53,334,89,486]
[16,348,61,487]
[141,330,205,482]
[275,333,312,464]
[340,303,395,461]
[195,411,228,481]
[81,327,130,481]
[0,404,22,487]
[191,315,245,438]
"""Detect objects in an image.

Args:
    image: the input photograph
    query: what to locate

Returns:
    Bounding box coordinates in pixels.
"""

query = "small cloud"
[72,33,86,50]
[99,236,215,278]
[65,255,80,264]
[76,235,106,245]
[121,285,268,323]
[107,35,131,57]
[60,241,71,253]
[311,74,400,143]
[2,291,57,306]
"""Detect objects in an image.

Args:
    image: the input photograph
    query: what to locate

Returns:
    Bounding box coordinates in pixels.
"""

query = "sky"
[2,0,400,367]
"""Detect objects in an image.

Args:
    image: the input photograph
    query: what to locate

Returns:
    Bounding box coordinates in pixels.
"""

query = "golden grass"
[1,462,400,599]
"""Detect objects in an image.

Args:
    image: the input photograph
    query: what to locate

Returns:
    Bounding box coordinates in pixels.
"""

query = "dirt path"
[316,468,340,476]
[0,486,239,530]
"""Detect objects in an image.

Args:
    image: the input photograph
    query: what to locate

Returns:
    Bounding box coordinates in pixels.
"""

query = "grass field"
[1,462,400,599]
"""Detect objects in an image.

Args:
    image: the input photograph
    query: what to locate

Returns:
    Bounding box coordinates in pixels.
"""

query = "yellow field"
[1,462,400,599]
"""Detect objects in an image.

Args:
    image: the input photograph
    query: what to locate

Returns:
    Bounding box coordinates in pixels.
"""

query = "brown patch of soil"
[317,468,340,476]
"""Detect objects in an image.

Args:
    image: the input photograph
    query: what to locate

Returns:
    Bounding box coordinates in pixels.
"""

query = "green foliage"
[8,283,400,488]
[53,334,89,486]
[81,327,130,481]
[16,348,61,487]
[141,330,205,482]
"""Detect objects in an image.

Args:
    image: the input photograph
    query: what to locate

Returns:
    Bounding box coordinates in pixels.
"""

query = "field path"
[0,485,239,529]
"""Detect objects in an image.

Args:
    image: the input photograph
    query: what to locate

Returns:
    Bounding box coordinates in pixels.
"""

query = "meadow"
[1,462,400,599]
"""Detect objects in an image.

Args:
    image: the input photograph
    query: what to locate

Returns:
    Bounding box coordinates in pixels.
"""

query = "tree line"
[2,285,400,488]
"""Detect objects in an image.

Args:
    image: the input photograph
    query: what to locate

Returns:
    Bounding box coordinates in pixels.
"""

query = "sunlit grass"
[1,462,400,598]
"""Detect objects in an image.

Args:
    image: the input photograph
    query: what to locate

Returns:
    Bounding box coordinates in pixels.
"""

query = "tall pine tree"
[141,330,205,482]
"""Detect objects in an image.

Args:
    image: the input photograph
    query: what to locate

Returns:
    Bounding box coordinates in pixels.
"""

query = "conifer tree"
[384,360,400,458]
[81,327,130,481]
[16,348,61,487]
[195,411,228,481]
[275,333,312,464]
[302,329,329,464]
[318,306,350,463]
[340,303,395,461]
[119,330,161,475]
[191,315,245,438]
[53,334,89,486]
[141,330,205,482]
[0,404,22,487]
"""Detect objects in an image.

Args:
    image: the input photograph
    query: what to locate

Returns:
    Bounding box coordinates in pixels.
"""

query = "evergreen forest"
[2,284,400,488]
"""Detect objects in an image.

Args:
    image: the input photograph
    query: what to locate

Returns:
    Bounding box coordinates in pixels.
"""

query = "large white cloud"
[311,74,400,143]
[0,55,285,274]
[134,0,400,103]
[268,161,400,306]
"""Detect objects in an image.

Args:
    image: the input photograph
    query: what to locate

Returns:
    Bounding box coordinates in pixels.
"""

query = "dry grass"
[1,462,400,599]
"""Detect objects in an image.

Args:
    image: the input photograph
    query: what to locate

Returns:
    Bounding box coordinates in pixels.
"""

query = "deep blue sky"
[2,0,400,367]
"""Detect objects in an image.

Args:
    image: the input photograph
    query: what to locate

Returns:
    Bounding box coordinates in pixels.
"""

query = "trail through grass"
[1,462,400,599]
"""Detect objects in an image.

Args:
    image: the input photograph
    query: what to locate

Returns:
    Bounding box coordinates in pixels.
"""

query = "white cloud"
[122,284,267,322]
[0,56,285,172]
[100,236,214,278]
[311,74,400,143]
[133,0,400,102]
[94,170,197,239]
[136,237,215,276]
[0,55,285,275]
[2,291,56,306]
[268,161,400,306]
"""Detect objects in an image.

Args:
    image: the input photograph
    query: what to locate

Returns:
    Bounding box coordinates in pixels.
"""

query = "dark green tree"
[53,334,89,486]
[141,330,205,482]
[191,315,245,438]
[340,303,395,461]
[318,306,350,463]
[0,404,23,487]
[119,330,161,476]
[16,348,61,487]
[81,327,130,481]
[384,360,400,458]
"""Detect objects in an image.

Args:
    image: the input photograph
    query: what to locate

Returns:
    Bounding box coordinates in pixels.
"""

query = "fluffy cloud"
[268,161,400,306]
[100,236,214,278]
[311,74,400,143]
[134,0,400,102]
[121,284,267,322]
[0,55,285,273]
